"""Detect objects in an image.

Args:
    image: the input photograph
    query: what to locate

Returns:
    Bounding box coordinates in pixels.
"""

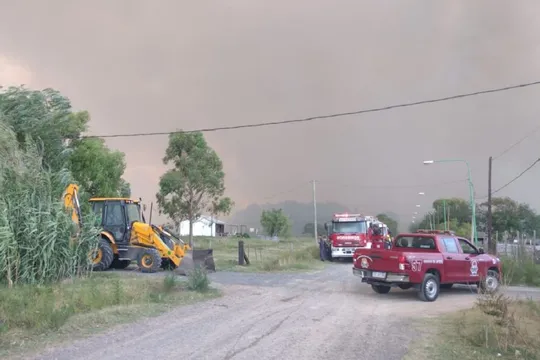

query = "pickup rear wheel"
[371,284,391,294]
[418,273,440,302]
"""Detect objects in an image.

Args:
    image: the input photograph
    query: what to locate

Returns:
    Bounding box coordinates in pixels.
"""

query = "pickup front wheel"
[418,273,440,302]
[371,284,391,294]
[479,270,500,294]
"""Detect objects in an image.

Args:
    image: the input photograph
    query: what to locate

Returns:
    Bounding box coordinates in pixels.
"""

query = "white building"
[179,216,225,237]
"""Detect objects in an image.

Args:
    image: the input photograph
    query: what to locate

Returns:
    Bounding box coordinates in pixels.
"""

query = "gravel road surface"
[20,262,540,360]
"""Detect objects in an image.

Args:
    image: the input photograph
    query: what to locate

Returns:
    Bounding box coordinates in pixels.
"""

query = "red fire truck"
[322,213,379,260]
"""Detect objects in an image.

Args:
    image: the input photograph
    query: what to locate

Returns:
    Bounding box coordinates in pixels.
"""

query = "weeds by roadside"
[407,291,540,360]
[186,266,210,292]
[455,291,540,359]
[500,256,540,287]
[0,272,220,355]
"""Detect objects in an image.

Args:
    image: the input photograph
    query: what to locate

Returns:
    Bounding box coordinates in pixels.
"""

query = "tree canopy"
[156,131,233,244]
[260,209,291,238]
[0,86,131,199]
[409,196,540,241]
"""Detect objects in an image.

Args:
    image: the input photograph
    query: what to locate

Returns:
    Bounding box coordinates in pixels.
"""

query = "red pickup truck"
[352,230,502,302]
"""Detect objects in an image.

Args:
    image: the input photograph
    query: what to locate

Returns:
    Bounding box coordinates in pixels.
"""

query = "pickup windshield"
[332,221,367,233]
[394,236,436,250]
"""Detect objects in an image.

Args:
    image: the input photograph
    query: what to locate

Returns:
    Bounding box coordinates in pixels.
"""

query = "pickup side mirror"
[478,247,484,254]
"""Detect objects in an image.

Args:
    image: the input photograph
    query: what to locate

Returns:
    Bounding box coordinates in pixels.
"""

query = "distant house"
[179,216,225,237]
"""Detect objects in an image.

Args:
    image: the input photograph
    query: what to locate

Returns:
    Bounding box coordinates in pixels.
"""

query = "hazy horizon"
[1,1,539,224]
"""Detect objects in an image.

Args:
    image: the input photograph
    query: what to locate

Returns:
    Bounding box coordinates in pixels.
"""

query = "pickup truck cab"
[352,230,502,302]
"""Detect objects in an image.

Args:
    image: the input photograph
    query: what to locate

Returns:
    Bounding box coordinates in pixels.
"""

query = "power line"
[83,80,540,139]
[477,157,540,200]
[493,125,540,160]
[491,157,540,195]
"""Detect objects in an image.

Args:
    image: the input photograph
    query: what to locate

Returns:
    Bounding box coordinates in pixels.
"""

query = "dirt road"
[25,263,540,360]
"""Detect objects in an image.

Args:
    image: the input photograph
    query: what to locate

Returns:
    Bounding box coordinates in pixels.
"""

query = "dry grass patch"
[0,272,220,357]
[406,293,540,360]
[193,236,323,272]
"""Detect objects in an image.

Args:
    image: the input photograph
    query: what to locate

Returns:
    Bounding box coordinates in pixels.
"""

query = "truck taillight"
[398,255,410,271]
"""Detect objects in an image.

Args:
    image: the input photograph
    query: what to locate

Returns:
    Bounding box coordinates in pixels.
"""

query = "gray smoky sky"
[1,1,540,223]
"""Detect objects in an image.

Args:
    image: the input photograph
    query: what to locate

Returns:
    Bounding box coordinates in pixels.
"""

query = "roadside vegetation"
[192,236,322,272]
[0,271,219,356]
[500,255,540,287]
[407,291,540,360]
[0,86,224,356]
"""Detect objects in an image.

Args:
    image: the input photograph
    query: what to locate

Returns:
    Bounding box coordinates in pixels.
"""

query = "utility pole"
[312,180,318,244]
[487,156,494,254]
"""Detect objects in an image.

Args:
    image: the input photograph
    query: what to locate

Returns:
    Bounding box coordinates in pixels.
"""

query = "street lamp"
[416,204,421,207]
[423,159,477,245]
[418,192,425,195]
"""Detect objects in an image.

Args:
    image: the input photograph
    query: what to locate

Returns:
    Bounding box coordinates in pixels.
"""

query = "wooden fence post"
[238,241,245,266]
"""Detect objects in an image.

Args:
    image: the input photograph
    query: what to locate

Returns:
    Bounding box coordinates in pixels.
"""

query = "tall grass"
[0,120,99,286]
[500,255,540,287]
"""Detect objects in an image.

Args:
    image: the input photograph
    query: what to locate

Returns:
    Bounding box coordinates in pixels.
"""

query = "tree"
[0,86,130,198]
[156,131,231,245]
[0,86,89,172]
[260,209,291,237]
[477,197,540,240]
[376,213,398,235]
[68,138,129,198]
[432,198,471,225]
[302,222,325,236]
[410,196,540,243]
[118,179,131,198]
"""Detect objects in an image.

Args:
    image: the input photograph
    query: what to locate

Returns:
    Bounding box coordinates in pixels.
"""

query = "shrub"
[186,266,210,292]
[163,273,178,292]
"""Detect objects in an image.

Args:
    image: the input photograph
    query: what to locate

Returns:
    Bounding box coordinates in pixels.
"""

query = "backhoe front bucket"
[175,249,216,275]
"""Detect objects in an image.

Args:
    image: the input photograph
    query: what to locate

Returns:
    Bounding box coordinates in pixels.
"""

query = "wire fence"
[492,230,540,263]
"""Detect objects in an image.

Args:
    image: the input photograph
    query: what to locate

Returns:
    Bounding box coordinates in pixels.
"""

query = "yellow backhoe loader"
[62,184,214,274]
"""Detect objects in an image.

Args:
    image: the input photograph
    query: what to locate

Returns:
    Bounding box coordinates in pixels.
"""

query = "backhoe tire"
[93,238,114,271]
[137,248,162,273]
